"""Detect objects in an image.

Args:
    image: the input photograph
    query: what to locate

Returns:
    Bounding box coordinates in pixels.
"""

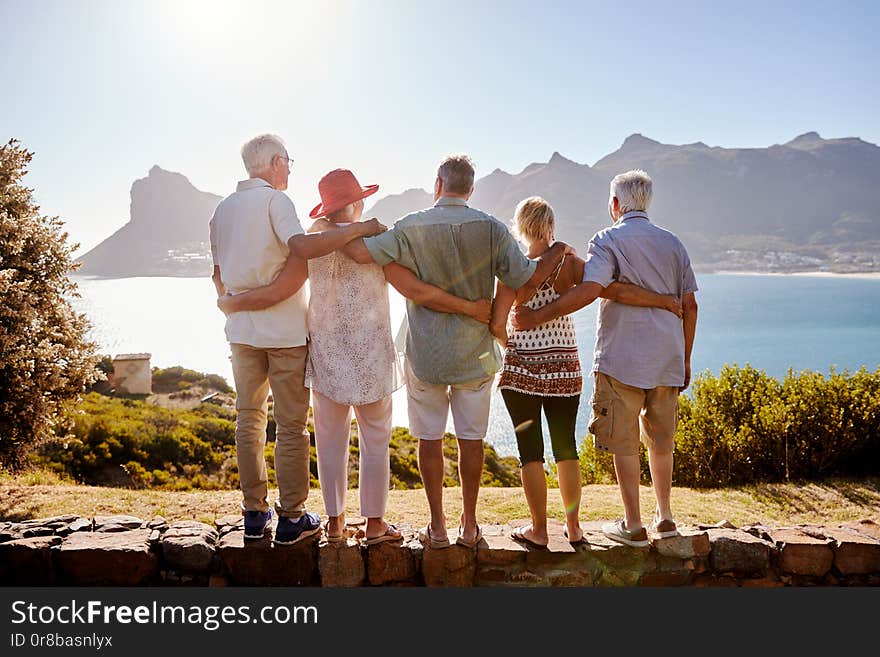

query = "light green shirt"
[364,197,536,384]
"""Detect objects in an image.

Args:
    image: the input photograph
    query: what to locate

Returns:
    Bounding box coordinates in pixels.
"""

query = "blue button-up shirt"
[582,211,698,388]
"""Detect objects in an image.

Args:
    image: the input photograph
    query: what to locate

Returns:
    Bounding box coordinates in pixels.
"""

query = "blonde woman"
[220,169,490,545]
[490,196,681,548]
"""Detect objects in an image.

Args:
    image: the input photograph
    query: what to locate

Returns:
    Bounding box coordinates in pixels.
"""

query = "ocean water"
[70,273,880,458]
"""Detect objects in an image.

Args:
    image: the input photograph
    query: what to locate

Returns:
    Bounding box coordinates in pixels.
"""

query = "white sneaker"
[648,512,679,538]
[601,519,649,547]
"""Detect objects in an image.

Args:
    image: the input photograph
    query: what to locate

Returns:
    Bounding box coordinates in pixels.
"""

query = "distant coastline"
[72,268,880,282]
[699,269,880,279]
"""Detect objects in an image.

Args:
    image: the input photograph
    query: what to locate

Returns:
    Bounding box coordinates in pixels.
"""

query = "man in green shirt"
[344,154,570,548]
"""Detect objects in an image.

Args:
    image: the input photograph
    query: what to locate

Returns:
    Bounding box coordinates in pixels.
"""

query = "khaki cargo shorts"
[588,372,679,456]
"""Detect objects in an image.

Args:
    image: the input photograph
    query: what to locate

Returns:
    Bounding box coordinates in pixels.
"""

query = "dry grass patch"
[1,472,877,528]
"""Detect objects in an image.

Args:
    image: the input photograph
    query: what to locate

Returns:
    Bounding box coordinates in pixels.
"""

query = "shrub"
[0,140,100,468]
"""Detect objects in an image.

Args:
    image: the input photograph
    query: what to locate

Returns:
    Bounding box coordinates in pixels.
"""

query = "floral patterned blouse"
[304,224,403,405]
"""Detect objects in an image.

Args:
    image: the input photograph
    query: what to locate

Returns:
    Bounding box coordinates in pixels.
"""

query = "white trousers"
[311,391,392,518]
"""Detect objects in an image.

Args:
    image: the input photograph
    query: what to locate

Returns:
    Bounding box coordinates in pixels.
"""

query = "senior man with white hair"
[513,169,699,547]
[209,134,385,545]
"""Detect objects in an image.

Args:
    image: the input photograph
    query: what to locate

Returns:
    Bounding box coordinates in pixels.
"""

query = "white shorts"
[404,360,494,441]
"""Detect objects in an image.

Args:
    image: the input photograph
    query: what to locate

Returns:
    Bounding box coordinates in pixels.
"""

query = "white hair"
[240,134,286,177]
[610,169,653,214]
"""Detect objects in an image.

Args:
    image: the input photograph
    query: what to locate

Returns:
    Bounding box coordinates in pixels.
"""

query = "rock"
[652,528,711,559]
[422,544,476,587]
[93,515,144,532]
[146,516,169,531]
[594,567,642,587]
[63,518,93,535]
[842,519,880,541]
[822,525,880,575]
[693,573,740,587]
[547,570,594,587]
[740,574,785,588]
[768,528,834,576]
[697,519,737,530]
[476,529,529,567]
[56,530,157,585]
[0,536,61,585]
[21,525,56,538]
[365,540,418,586]
[215,514,244,531]
[586,532,649,570]
[638,570,692,586]
[218,530,319,586]
[209,575,228,587]
[318,540,366,587]
[707,528,774,575]
[161,521,218,574]
[474,527,528,585]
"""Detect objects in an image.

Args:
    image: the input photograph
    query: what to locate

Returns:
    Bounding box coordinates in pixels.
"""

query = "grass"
[1,469,878,528]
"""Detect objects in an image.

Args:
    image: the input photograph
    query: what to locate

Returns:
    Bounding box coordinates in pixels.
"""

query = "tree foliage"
[0,139,99,468]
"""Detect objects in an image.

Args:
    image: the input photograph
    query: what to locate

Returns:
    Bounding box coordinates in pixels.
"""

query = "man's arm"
[288,218,385,260]
[217,254,308,315]
[211,266,226,298]
[308,218,376,264]
[602,283,682,317]
[516,241,573,299]
[383,263,491,323]
[680,292,698,392]
[511,280,605,331]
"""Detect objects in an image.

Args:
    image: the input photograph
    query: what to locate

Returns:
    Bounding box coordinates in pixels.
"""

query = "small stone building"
[112,353,152,395]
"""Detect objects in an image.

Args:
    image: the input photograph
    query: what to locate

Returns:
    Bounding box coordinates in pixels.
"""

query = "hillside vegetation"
[26,364,880,493]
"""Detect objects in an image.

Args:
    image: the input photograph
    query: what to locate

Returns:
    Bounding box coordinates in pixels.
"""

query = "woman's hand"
[664,295,683,318]
[489,319,508,347]
[217,294,235,316]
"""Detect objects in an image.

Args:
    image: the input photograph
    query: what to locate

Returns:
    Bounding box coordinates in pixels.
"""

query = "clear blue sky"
[2,0,877,253]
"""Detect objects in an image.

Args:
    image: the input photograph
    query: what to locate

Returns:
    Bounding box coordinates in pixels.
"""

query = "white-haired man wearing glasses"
[209,133,384,545]
[513,169,699,547]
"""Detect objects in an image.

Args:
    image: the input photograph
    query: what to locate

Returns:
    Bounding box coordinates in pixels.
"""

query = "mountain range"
[76,132,880,278]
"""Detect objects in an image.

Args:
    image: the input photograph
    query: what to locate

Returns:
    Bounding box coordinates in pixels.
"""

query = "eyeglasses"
[277,155,294,168]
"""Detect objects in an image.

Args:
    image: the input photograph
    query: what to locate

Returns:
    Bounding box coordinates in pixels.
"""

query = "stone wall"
[1,515,878,587]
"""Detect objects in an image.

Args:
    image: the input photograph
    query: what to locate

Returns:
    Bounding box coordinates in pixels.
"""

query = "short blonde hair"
[512,196,555,245]
[610,169,653,214]
[240,134,286,177]
[437,154,475,195]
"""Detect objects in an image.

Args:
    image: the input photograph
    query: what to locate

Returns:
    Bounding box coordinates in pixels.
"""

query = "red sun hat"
[309,169,379,219]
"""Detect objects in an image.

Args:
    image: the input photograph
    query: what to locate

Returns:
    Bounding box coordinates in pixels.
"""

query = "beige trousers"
[230,343,311,517]
[312,391,392,518]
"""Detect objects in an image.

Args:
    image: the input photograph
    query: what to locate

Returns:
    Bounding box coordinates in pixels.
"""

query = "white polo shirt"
[209,178,308,348]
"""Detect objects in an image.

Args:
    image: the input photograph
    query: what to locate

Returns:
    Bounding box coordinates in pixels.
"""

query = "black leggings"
[500,389,580,465]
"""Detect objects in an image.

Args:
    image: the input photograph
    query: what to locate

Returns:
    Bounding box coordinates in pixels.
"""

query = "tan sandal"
[418,524,451,549]
[364,523,404,546]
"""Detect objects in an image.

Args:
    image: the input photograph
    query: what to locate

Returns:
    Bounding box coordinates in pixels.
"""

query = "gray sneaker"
[649,513,679,538]
[601,519,649,547]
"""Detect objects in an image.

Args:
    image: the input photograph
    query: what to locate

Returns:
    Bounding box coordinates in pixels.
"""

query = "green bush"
[578,365,880,488]
[151,366,232,394]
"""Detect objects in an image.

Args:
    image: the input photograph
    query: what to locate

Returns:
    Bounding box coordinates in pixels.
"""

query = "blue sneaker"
[273,511,322,546]
[243,508,273,539]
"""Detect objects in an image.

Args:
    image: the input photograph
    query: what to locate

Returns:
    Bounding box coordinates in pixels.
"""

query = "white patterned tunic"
[304,226,403,406]
[498,264,582,397]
